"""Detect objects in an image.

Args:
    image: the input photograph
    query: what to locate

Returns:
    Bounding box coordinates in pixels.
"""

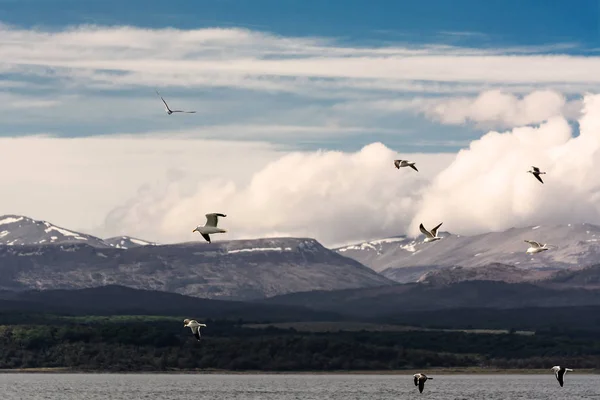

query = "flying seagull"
[552,366,573,387]
[413,373,432,393]
[419,222,443,243]
[183,319,206,341]
[394,159,418,172]
[524,240,556,254]
[193,213,227,243]
[155,90,196,115]
[528,166,546,184]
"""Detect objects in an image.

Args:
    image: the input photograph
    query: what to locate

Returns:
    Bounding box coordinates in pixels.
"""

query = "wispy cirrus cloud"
[0,23,596,152]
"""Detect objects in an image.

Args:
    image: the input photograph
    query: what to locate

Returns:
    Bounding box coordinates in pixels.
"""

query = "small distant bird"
[524,240,555,254]
[193,213,227,243]
[394,159,418,171]
[156,90,196,115]
[183,319,206,341]
[419,222,443,243]
[413,373,432,393]
[528,166,546,184]
[552,365,573,387]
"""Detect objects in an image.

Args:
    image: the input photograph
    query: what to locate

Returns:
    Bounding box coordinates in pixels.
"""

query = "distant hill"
[262,280,600,318]
[0,215,392,301]
[0,285,342,322]
[335,223,600,283]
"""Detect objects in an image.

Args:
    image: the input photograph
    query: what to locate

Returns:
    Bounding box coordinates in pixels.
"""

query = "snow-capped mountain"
[104,236,157,249]
[0,215,393,300]
[0,215,155,248]
[335,223,600,283]
[0,215,109,247]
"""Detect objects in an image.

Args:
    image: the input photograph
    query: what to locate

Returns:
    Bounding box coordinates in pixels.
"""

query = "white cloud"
[420,90,581,128]
[0,133,455,246]
[6,93,600,247]
[2,23,600,97]
[0,136,286,232]
[409,93,600,237]
[102,143,455,246]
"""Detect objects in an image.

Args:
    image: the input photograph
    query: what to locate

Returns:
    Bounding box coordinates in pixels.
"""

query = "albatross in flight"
[419,222,443,243]
[524,240,555,254]
[413,373,432,393]
[552,366,573,387]
[183,319,207,341]
[528,166,546,184]
[394,159,418,171]
[193,213,227,243]
[156,90,196,115]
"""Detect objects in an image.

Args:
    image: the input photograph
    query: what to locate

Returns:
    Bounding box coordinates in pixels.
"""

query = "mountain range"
[0,215,392,300]
[335,223,600,283]
[5,214,600,310]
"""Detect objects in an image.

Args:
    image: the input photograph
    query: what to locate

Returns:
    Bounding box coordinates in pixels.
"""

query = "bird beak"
[192,228,197,232]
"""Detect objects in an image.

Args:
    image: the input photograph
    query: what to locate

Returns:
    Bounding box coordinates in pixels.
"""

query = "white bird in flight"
[394,159,418,172]
[419,222,443,243]
[524,240,555,254]
[193,213,227,243]
[156,90,196,115]
[183,319,206,341]
[528,166,546,184]
[413,373,432,393]
[552,365,573,387]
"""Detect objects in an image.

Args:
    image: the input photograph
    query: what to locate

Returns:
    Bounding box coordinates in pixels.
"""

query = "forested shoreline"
[0,314,599,372]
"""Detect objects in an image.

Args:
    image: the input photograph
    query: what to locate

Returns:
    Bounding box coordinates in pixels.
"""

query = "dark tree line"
[0,314,599,371]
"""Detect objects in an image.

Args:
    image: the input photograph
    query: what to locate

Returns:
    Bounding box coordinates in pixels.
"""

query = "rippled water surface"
[0,373,598,399]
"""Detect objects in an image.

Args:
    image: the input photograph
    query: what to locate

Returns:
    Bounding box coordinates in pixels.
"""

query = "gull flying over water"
[420,222,443,243]
[183,319,206,341]
[524,240,556,254]
[413,373,432,393]
[528,166,546,184]
[552,366,573,387]
[193,213,227,243]
[156,90,196,115]
[394,159,418,171]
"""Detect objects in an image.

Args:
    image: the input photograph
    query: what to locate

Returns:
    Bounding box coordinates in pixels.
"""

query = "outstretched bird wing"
[533,173,544,184]
[524,240,541,248]
[418,379,425,393]
[413,375,419,386]
[201,233,211,243]
[409,164,418,172]
[155,90,171,112]
[430,222,443,237]
[532,166,540,173]
[419,223,433,238]
[557,369,565,386]
[205,213,227,227]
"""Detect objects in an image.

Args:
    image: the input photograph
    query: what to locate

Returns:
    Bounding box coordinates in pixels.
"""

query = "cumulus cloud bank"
[100,93,600,246]
[409,93,600,237]
[421,90,581,128]
[102,143,454,246]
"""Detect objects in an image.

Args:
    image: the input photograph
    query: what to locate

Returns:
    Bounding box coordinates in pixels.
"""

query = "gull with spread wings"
[524,240,556,254]
[528,166,546,184]
[419,222,443,243]
[394,159,418,171]
[156,90,196,115]
[193,213,227,243]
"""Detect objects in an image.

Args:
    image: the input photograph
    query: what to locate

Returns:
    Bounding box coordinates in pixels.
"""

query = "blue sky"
[1,0,598,48]
[3,0,600,244]
[0,0,598,151]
